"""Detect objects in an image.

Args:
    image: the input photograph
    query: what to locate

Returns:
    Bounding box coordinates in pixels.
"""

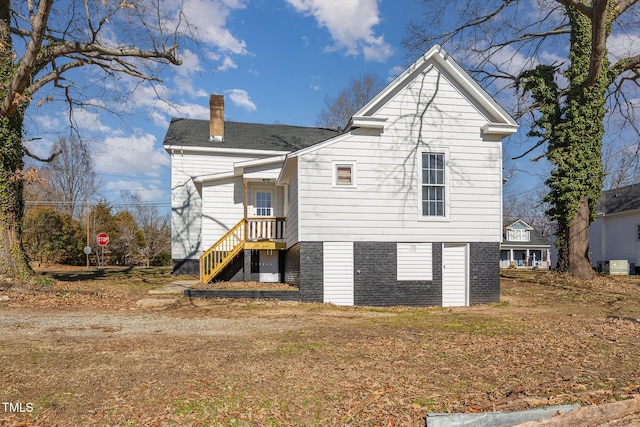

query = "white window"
[421,152,445,216]
[332,161,356,187]
[507,228,529,242]
[397,243,433,281]
[255,191,272,216]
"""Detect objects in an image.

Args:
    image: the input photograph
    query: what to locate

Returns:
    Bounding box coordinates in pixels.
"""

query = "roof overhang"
[194,155,286,184]
[165,144,290,156]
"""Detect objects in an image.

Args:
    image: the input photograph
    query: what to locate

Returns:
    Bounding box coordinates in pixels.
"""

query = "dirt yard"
[1,267,639,426]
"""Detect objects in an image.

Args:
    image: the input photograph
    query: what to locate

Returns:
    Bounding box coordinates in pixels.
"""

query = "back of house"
[163,45,518,307]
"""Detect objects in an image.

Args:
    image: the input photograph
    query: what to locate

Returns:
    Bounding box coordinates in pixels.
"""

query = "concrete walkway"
[148,280,198,295]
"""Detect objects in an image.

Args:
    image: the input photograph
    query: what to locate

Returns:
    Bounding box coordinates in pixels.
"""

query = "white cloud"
[105,180,168,203]
[285,0,393,62]
[93,134,169,177]
[387,65,404,81]
[174,0,248,55]
[214,56,238,72]
[226,89,257,111]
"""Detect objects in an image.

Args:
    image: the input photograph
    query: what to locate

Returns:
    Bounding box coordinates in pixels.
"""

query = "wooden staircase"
[199,217,286,284]
[199,219,245,284]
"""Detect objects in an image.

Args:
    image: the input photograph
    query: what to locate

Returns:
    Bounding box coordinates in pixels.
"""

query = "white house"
[500,219,551,269]
[163,45,519,306]
[589,182,640,274]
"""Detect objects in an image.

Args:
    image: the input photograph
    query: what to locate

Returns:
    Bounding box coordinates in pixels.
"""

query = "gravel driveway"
[0,308,304,338]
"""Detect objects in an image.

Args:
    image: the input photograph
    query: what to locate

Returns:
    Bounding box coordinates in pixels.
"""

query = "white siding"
[201,177,245,250]
[442,244,468,307]
[297,66,502,243]
[397,243,433,280]
[170,150,263,260]
[285,167,299,248]
[591,212,640,265]
[323,242,354,305]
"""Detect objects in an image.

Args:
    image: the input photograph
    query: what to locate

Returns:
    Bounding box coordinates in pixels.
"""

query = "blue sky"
[22,0,640,220]
[26,0,438,216]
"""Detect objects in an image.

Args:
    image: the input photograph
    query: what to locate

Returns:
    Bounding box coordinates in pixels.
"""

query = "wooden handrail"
[199,219,245,284]
[199,217,287,283]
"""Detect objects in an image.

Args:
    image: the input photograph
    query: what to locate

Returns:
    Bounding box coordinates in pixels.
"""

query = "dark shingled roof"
[162,118,338,152]
[597,182,640,215]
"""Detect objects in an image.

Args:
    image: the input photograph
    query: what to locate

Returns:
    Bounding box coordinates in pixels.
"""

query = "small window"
[637,225,640,240]
[333,161,356,187]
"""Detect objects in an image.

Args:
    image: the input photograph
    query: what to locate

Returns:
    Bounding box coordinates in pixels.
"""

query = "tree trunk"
[0,114,33,279]
[567,197,593,280]
[0,164,33,279]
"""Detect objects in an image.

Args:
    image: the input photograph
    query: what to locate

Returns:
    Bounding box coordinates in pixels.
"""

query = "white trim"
[353,45,518,128]
[193,170,235,184]
[234,155,286,168]
[166,145,290,156]
[332,160,357,188]
[351,116,387,129]
[482,123,519,137]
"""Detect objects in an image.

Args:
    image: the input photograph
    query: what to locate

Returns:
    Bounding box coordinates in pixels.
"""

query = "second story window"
[421,152,445,217]
[333,161,356,187]
[508,228,530,242]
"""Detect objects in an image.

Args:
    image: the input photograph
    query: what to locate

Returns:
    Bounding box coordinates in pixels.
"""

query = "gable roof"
[163,118,338,152]
[597,182,640,215]
[502,219,550,247]
[506,219,534,231]
[284,45,518,162]
[350,44,519,135]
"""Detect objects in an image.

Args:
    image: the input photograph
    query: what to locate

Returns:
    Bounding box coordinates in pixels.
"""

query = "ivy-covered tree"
[406,0,640,279]
[0,0,183,280]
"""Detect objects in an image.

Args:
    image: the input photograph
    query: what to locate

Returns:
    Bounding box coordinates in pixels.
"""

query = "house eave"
[350,116,387,130]
[482,123,519,137]
[165,144,290,156]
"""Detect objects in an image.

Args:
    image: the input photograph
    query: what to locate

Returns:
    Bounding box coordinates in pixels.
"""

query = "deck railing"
[199,217,286,283]
[246,217,285,241]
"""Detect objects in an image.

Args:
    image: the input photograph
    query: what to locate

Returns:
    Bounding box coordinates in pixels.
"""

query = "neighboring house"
[163,45,519,306]
[589,182,640,274]
[500,220,551,269]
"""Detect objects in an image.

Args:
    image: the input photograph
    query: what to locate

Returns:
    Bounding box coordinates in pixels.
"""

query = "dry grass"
[0,267,639,426]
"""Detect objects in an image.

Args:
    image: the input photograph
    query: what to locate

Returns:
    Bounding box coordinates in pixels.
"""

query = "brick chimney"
[209,94,224,142]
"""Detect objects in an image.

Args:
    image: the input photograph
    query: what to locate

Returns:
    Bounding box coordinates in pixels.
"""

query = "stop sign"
[96,233,109,246]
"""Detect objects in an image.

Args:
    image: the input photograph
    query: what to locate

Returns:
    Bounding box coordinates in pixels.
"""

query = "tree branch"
[22,145,62,163]
[2,0,53,116]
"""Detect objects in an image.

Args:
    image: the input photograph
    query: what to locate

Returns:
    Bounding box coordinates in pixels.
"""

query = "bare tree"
[0,0,184,279]
[602,142,640,190]
[405,0,640,278]
[32,136,99,219]
[316,73,385,130]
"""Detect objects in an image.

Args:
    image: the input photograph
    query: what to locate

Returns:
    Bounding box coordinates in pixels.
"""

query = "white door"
[259,250,280,282]
[255,191,273,216]
[442,244,468,307]
[323,242,354,305]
